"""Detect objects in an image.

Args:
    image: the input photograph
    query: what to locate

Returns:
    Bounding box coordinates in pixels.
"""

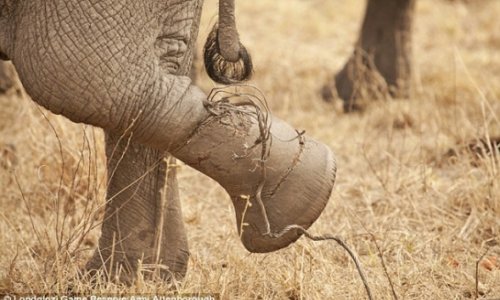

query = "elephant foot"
[320,48,393,113]
[84,248,137,285]
[84,238,188,285]
[83,201,189,284]
[319,74,368,113]
[320,80,336,103]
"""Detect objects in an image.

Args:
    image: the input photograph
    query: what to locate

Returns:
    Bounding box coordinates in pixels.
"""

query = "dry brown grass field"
[1,0,499,299]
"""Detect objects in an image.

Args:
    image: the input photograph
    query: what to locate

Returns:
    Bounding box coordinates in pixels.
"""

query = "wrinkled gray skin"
[1,1,207,148]
[1,0,207,282]
[0,0,336,284]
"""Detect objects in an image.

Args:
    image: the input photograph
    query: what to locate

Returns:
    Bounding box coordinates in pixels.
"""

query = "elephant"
[321,0,416,111]
[0,0,336,283]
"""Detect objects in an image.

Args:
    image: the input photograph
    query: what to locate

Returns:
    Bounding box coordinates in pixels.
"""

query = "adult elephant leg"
[83,1,201,283]
[86,135,188,282]
[322,0,416,111]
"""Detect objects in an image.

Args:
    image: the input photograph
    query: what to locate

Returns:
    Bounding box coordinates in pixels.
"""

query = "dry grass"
[1,0,500,299]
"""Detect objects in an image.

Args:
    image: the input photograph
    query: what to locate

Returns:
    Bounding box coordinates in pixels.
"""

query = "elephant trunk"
[149,85,337,253]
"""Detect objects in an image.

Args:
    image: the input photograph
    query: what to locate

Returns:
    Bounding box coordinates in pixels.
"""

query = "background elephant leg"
[322,0,416,111]
[85,134,188,283]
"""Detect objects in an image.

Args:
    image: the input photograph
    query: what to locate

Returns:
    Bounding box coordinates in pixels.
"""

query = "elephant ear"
[203,0,253,85]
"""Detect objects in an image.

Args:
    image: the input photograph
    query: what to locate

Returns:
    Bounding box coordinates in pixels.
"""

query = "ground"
[0,0,499,299]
